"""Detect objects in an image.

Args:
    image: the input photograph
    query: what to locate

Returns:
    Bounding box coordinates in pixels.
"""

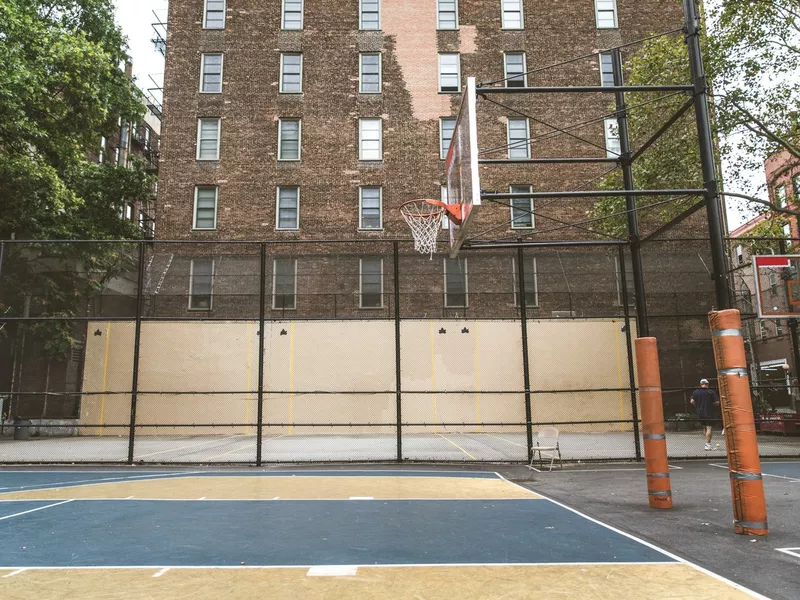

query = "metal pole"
[0,241,4,283]
[613,48,649,337]
[393,242,402,462]
[127,241,146,464]
[683,0,731,309]
[778,239,799,412]
[517,245,534,461]
[619,246,643,461]
[256,243,266,466]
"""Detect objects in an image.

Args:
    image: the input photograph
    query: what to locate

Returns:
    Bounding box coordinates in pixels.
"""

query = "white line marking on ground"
[2,569,26,578]
[152,568,170,578]
[710,463,800,482]
[134,435,243,459]
[307,566,358,576]
[776,548,800,559]
[272,497,280,500]
[494,472,771,600]
[348,497,373,500]
[0,471,205,494]
[478,433,527,448]
[0,499,74,521]
[198,497,206,500]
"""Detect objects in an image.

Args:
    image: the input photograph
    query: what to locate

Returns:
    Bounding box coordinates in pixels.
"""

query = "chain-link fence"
[1,239,798,463]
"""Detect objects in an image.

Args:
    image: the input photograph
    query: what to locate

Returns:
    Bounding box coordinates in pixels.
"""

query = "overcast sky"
[113,0,761,230]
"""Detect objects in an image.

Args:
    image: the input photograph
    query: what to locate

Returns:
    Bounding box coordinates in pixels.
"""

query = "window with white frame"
[189,259,214,310]
[775,184,787,207]
[203,0,225,29]
[777,320,784,336]
[280,54,303,93]
[282,0,303,29]
[359,187,382,229]
[510,185,534,228]
[360,257,383,308]
[740,281,752,308]
[360,0,380,30]
[784,222,793,245]
[359,118,382,160]
[278,119,301,161]
[599,53,615,86]
[440,117,456,159]
[273,258,297,310]
[200,54,223,93]
[437,0,458,29]
[504,52,527,87]
[276,186,300,230]
[759,320,768,340]
[99,136,106,163]
[438,53,461,92]
[359,53,381,93]
[193,186,218,230]
[196,118,221,160]
[604,118,621,157]
[595,0,618,28]
[501,0,523,29]
[444,258,468,307]
[615,256,636,306]
[507,118,530,159]
[441,184,450,230]
[769,271,778,292]
[512,256,538,306]
[735,244,744,265]
[793,175,800,199]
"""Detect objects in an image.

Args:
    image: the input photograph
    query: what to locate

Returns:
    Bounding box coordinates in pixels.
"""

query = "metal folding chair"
[528,426,562,471]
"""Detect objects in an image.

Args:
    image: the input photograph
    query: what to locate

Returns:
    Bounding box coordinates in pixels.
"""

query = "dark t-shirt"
[692,388,719,418]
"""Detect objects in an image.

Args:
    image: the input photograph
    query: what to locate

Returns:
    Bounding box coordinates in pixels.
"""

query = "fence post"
[619,246,642,461]
[127,241,146,464]
[517,245,533,462]
[393,241,402,462]
[0,241,4,283]
[256,243,266,466]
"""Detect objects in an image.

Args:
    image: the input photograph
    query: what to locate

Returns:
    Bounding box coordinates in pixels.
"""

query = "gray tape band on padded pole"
[734,520,768,529]
[643,433,666,440]
[730,471,763,481]
[647,472,670,478]
[712,328,741,337]
[647,490,672,496]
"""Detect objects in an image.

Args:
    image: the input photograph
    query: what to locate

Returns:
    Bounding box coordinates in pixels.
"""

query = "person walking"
[691,378,721,450]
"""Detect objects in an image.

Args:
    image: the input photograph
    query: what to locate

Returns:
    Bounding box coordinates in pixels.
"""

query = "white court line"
[134,435,243,459]
[0,471,204,494]
[476,433,527,448]
[152,567,170,578]
[348,497,373,500]
[307,565,358,576]
[0,499,74,521]
[710,463,800,482]
[2,569,27,578]
[540,465,682,473]
[494,473,770,600]
[776,548,800,559]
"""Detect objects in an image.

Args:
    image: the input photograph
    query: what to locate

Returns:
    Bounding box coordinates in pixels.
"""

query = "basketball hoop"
[400,199,447,257]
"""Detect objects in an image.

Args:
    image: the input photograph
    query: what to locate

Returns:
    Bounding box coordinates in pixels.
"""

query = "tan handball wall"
[81,319,638,435]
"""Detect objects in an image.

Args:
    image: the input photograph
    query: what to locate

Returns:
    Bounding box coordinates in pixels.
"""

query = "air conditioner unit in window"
[551,311,579,318]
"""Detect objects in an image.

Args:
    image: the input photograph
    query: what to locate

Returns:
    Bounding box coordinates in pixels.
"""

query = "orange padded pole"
[634,337,672,509]
[708,309,768,536]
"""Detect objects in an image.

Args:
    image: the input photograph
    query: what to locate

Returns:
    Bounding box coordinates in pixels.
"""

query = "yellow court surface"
[0,470,764,599]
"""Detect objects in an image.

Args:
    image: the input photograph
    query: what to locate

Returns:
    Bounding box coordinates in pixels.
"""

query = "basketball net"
[400,200,445,257]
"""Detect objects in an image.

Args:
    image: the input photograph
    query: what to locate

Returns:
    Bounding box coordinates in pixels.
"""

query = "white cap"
[700,378,709,384]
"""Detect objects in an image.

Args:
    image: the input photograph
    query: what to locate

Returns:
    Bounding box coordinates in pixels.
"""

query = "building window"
[438,53,461,92]
[360,0,380,30]
[615,256,636,306]
[437,0,458,29]
[759,320,768,340]
[360,257,383,308]
[769,271,778,292]
[599,53,615,86]
[741,282,752,309]
[504,52,527,87]
[203,0,225,29]
[200,54,223,93]
[501,0,524,29]
[775,185,787,208]
[276,186,300,230]
[273,258,297,310]
[359,118,382,160]
[440,117,456,159]
[735,244,744,265]
[441,184,450,230]
[784,222,793,246]
[280,53,303,93]
[510,185,534,229]
[359,186,382,230]
[604,118,621,157]
[193,186,218,230]
[99,136,106,163]
[282,0,303,29]
[507,118,530,159]
[793,175,800,199]
[189,259,214,311]
[196,118,221,160]
[776,320,785,336]
[444,258,468,308]
[278,119,301,161]
[359,53,382,93]
[513,257,538,307]
[595,0,618,29]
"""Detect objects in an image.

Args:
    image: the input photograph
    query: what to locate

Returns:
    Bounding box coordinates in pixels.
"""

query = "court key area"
[0,469,765,599]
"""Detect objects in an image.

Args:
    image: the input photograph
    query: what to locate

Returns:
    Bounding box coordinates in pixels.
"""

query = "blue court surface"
[0,469,764,599]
